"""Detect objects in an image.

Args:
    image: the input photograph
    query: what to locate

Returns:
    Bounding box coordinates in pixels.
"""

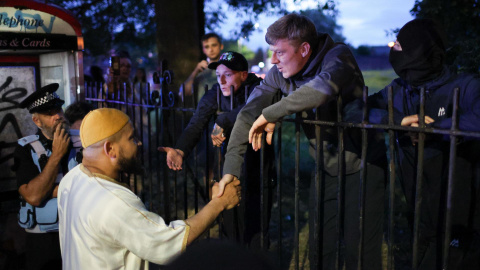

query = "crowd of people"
[12,13,480,270]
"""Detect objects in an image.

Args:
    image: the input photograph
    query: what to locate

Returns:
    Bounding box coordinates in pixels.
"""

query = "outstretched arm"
[222,75,281,182]
[185,180,241,244]
[157,147,184,171]
[172,87,219,158]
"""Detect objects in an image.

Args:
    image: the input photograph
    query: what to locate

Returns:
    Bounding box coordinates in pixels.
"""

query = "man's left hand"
[211,124,226,147]
[249,114,275,151]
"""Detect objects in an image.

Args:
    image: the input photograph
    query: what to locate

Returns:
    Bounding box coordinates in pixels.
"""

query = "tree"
[154,0,205,91]
[50,0,339,91]
[411,0,480,73]
[300,7,345,43]
[49,0,158,70]
[159,0,336,90]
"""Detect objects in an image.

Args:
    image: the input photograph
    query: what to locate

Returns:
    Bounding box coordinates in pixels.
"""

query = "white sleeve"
[96,189,189,264]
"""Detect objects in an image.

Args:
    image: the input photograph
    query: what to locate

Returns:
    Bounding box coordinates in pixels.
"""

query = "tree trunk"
[154,0,205,93]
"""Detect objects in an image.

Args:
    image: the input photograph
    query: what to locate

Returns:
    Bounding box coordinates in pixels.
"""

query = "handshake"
[210,175,241,210]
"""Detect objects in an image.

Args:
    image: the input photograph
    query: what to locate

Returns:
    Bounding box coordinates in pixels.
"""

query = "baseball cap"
[208,51,248,72]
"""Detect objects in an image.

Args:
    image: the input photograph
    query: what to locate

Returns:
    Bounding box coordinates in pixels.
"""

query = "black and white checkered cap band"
[28,92,61,110]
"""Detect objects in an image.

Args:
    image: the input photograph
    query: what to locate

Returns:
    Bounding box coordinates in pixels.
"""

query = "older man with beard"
[13,83,74,270]
[58,108,241,269]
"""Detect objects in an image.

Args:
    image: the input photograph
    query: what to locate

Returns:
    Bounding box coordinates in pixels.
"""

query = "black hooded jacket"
[175,73,262,158]
[224,33,367,177]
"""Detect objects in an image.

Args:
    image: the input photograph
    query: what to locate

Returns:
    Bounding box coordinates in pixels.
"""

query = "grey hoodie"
[223,33,365,177]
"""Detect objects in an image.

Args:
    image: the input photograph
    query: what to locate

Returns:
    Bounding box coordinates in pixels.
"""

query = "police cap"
[19,83,65,114]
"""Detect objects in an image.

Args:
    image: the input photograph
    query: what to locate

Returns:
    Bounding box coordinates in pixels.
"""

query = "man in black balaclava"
[365,18,480,269]
[389,18,447,87]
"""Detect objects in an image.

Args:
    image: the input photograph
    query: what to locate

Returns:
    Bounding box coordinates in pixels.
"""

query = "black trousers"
[309,164,385,270]
[398,141,480,270]
[26,232,62,270]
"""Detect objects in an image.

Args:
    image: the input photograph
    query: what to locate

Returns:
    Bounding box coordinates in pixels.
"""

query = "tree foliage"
[300,8,345,43]
[49,0,157,69]
[49,0,340,86]
[205,0,338,39]
[411,0,480,73]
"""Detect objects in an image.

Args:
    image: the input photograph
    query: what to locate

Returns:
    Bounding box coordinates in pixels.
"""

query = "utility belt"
[18,198,59,232]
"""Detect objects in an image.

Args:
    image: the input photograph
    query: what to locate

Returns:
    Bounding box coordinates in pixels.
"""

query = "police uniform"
[12,83,77,270]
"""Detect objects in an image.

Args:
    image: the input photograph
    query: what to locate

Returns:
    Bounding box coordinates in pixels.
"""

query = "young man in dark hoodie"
[216,14,386,269]
[365,19,480,269]
[159,51,275,249]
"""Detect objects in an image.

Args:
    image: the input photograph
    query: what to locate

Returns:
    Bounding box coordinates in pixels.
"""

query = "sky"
[209,0,416,50]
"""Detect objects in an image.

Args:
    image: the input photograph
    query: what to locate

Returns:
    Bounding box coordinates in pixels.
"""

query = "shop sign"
[0,32,77,50]
[0,6,75,35]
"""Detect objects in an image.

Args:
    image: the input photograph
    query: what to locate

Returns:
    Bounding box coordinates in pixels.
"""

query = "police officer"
[13,83,76,270]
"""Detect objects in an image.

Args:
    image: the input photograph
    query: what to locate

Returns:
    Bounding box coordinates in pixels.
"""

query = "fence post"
[357,86,369,270]
[412,87,426,269]
[442,87,460,269]
[387,86,396,270]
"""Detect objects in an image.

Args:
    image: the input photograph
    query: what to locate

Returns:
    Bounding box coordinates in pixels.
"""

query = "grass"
[362,69,397,94]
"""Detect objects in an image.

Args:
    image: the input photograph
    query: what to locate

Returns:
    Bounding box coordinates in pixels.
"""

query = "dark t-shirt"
[13,129,71,189]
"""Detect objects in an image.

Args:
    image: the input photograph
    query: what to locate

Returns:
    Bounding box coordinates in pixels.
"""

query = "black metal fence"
[84,77,480,270]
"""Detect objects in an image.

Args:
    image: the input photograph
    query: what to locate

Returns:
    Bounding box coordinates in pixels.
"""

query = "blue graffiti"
[14,10,56,33]
[0,10,55,33]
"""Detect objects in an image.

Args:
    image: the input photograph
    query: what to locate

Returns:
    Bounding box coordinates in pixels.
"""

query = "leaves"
[300,7,345,43]
[411,0,480,73]
[49,0,156,56]
[206,0,338,39]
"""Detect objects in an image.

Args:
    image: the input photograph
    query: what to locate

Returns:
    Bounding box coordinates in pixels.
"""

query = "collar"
[237,73,261,94]
[404,66,452,93]
[80,164,131,189]
[289,33,334,81]
[289,56,313,81]
[36,128,52,149]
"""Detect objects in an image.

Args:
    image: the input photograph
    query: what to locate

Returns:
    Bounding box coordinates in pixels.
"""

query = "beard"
[42,120,69,139]
[118,149,144,176]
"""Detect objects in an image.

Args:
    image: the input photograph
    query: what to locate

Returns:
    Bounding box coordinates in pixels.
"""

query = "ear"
[32,114,42,128]
[220,44,224,51]
[103,141,118,160]
[240,71,248,81]
[300,42,311,58]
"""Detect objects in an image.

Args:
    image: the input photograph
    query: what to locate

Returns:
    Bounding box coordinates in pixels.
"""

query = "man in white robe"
[58,108,241,269]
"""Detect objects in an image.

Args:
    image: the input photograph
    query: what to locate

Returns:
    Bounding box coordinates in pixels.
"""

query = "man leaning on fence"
[13,83,77,270]
[364,18,480,269]
[216,13,386,270]
[159,51,275,249]
[57,108,241,269]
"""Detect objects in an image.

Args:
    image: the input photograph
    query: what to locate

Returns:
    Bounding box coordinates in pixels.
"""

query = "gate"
[84,74,480,270]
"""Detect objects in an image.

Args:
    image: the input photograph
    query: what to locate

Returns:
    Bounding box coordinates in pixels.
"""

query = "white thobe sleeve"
[94,189,190,265]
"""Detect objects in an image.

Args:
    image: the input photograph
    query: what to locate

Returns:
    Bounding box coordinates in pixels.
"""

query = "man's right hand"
[401,114,434,127]
[216,174,238,198]
[401,114,435,145]
[195,60,208,73]
[158,147,184,170]
[212,179,241,210]
[52,124,70,159]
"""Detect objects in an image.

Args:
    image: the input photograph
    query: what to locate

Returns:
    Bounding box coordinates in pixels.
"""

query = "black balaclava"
[389,19,447,86]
